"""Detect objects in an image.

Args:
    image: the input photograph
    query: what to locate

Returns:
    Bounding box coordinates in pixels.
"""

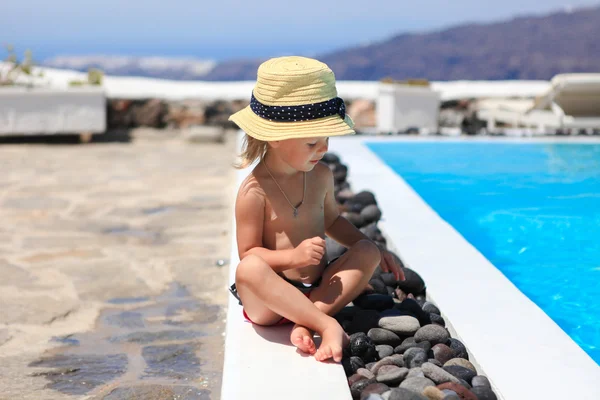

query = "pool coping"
[330,136,600,400]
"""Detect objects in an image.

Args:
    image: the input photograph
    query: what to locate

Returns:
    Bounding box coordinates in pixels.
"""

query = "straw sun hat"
[228,56,355,141]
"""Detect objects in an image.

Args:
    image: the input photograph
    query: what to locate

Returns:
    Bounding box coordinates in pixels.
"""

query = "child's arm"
[322,166,405,281]
[236,183,324,272]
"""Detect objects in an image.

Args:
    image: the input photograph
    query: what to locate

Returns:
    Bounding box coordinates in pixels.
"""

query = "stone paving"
[0,129,236,399]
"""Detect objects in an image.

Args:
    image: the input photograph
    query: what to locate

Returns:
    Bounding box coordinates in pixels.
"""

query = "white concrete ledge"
[0,87,106,136]
[330,136,600,400]
[221,133,350,400]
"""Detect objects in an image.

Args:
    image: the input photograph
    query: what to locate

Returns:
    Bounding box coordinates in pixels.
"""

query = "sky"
[1,0,598,62]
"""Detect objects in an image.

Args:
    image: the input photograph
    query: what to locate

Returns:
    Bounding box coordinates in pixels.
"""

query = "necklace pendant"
[293,208,298,218]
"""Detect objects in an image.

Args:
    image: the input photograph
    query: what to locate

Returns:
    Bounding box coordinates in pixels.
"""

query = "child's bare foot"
[290,324,316,355]
[314,321,350,363]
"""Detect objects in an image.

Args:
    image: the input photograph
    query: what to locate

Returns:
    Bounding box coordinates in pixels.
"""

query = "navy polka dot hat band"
[250,92,346,123]
[228,56,355,141]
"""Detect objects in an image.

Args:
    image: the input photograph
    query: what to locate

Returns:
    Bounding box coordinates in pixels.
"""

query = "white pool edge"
[220,133,351,400]
[331,136,600,400]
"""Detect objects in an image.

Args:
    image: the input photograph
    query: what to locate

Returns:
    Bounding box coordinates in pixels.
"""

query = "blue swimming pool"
[367,141,600,365]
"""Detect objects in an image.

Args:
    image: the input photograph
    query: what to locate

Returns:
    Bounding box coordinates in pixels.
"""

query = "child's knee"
[354,239,381,266]
[235,254,270,285]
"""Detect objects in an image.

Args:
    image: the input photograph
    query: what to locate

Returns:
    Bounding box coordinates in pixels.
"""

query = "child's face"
[272,137,329,171]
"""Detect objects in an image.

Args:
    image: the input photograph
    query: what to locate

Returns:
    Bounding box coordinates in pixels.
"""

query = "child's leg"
[235,254,348,361]
[290,239,381,357]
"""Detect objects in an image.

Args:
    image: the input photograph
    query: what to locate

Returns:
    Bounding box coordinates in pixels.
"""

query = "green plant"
[0,44,43,87]
[68,67,104,87]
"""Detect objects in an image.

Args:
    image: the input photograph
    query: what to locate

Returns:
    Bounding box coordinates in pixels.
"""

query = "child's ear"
[268,141,281,149]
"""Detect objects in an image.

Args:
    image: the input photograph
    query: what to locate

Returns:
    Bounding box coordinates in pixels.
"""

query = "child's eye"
[307,142,317,147]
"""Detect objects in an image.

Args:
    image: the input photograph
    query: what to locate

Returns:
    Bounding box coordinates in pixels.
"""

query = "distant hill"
[42,5,600,81]
[316,5,600,81]
[42,55,217,81]
[200,5,600,81]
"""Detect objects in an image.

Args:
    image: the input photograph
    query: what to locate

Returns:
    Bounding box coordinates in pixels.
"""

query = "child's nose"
[317,140,328,155]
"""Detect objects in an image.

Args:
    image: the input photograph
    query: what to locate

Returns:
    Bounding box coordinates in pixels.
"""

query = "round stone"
[368,328,402,347]
[422,386,446,400]
[396,267,426,295]
[362,394,384,400]
[361,383,391,400]
[470,386,497,400]
[326,236,347,261]
[441,390,460,400]
[376,365,409,386]
[350,356,366,374]
[471,375,491,388]
[376,345,394,359]
[427,358,442,367]
[351,377,377,399]
[429,313,445,327]
[361,204,382,224]
[443,366,477,385]
[432,344,454,365]
[380,272,398,287]
[352,190,378,206]
[358,368,376,380]
[443,358,477,373]
[414,325,449,346]
[399,377,435,393]
[394,337,418,354]
[436,383,477,400]
[322,153,340,164]
[349,373,368,386]
[369,278,388,295]
[447,338,469,360]
[388,387,429,400]
[421,362,461,385]
[403,347,428,368]
[379,316,420,336]
[422,302,440,315]
[407,367,424,378]
[350,332,374,357]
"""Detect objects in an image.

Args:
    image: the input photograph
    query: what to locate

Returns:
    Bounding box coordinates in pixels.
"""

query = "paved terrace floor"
[0,129,235,400]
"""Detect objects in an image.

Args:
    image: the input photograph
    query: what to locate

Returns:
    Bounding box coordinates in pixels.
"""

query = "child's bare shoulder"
[313,161,334,183]
[236,170,265,205]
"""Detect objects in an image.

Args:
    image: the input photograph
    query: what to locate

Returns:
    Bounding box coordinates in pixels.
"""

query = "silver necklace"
[263,161,306,218]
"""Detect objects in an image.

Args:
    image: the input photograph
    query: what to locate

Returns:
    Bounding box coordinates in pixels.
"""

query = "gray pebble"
[441,390,460,400]
[368,328,402,347]
[362,394,384,400]
[376,365,409,386]
[376,344,394,359]
[414,325,449,346]
[470,386,497,400]
[394,337,418,354]
[358,368,375,380]
[399,376,435,393]
[422,302,440,315]
[428,358,442,367]
[471,375,491,388]
[421,362,461,384]
[407,367,424,378]
[380,272,398,286]
[388,387,429,400]
[379,316,421,336]
[403,347,428,368]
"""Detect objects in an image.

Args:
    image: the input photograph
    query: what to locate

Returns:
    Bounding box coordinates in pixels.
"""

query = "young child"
[228,56,404,363]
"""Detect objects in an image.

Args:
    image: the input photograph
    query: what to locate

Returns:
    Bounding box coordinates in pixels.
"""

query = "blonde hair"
[234,134,269,169]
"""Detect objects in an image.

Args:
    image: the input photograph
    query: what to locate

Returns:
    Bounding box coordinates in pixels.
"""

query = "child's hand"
[380,249,406,282]
[294,237,326,267]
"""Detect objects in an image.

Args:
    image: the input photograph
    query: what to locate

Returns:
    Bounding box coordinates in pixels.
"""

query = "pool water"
[367,142,600,365]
